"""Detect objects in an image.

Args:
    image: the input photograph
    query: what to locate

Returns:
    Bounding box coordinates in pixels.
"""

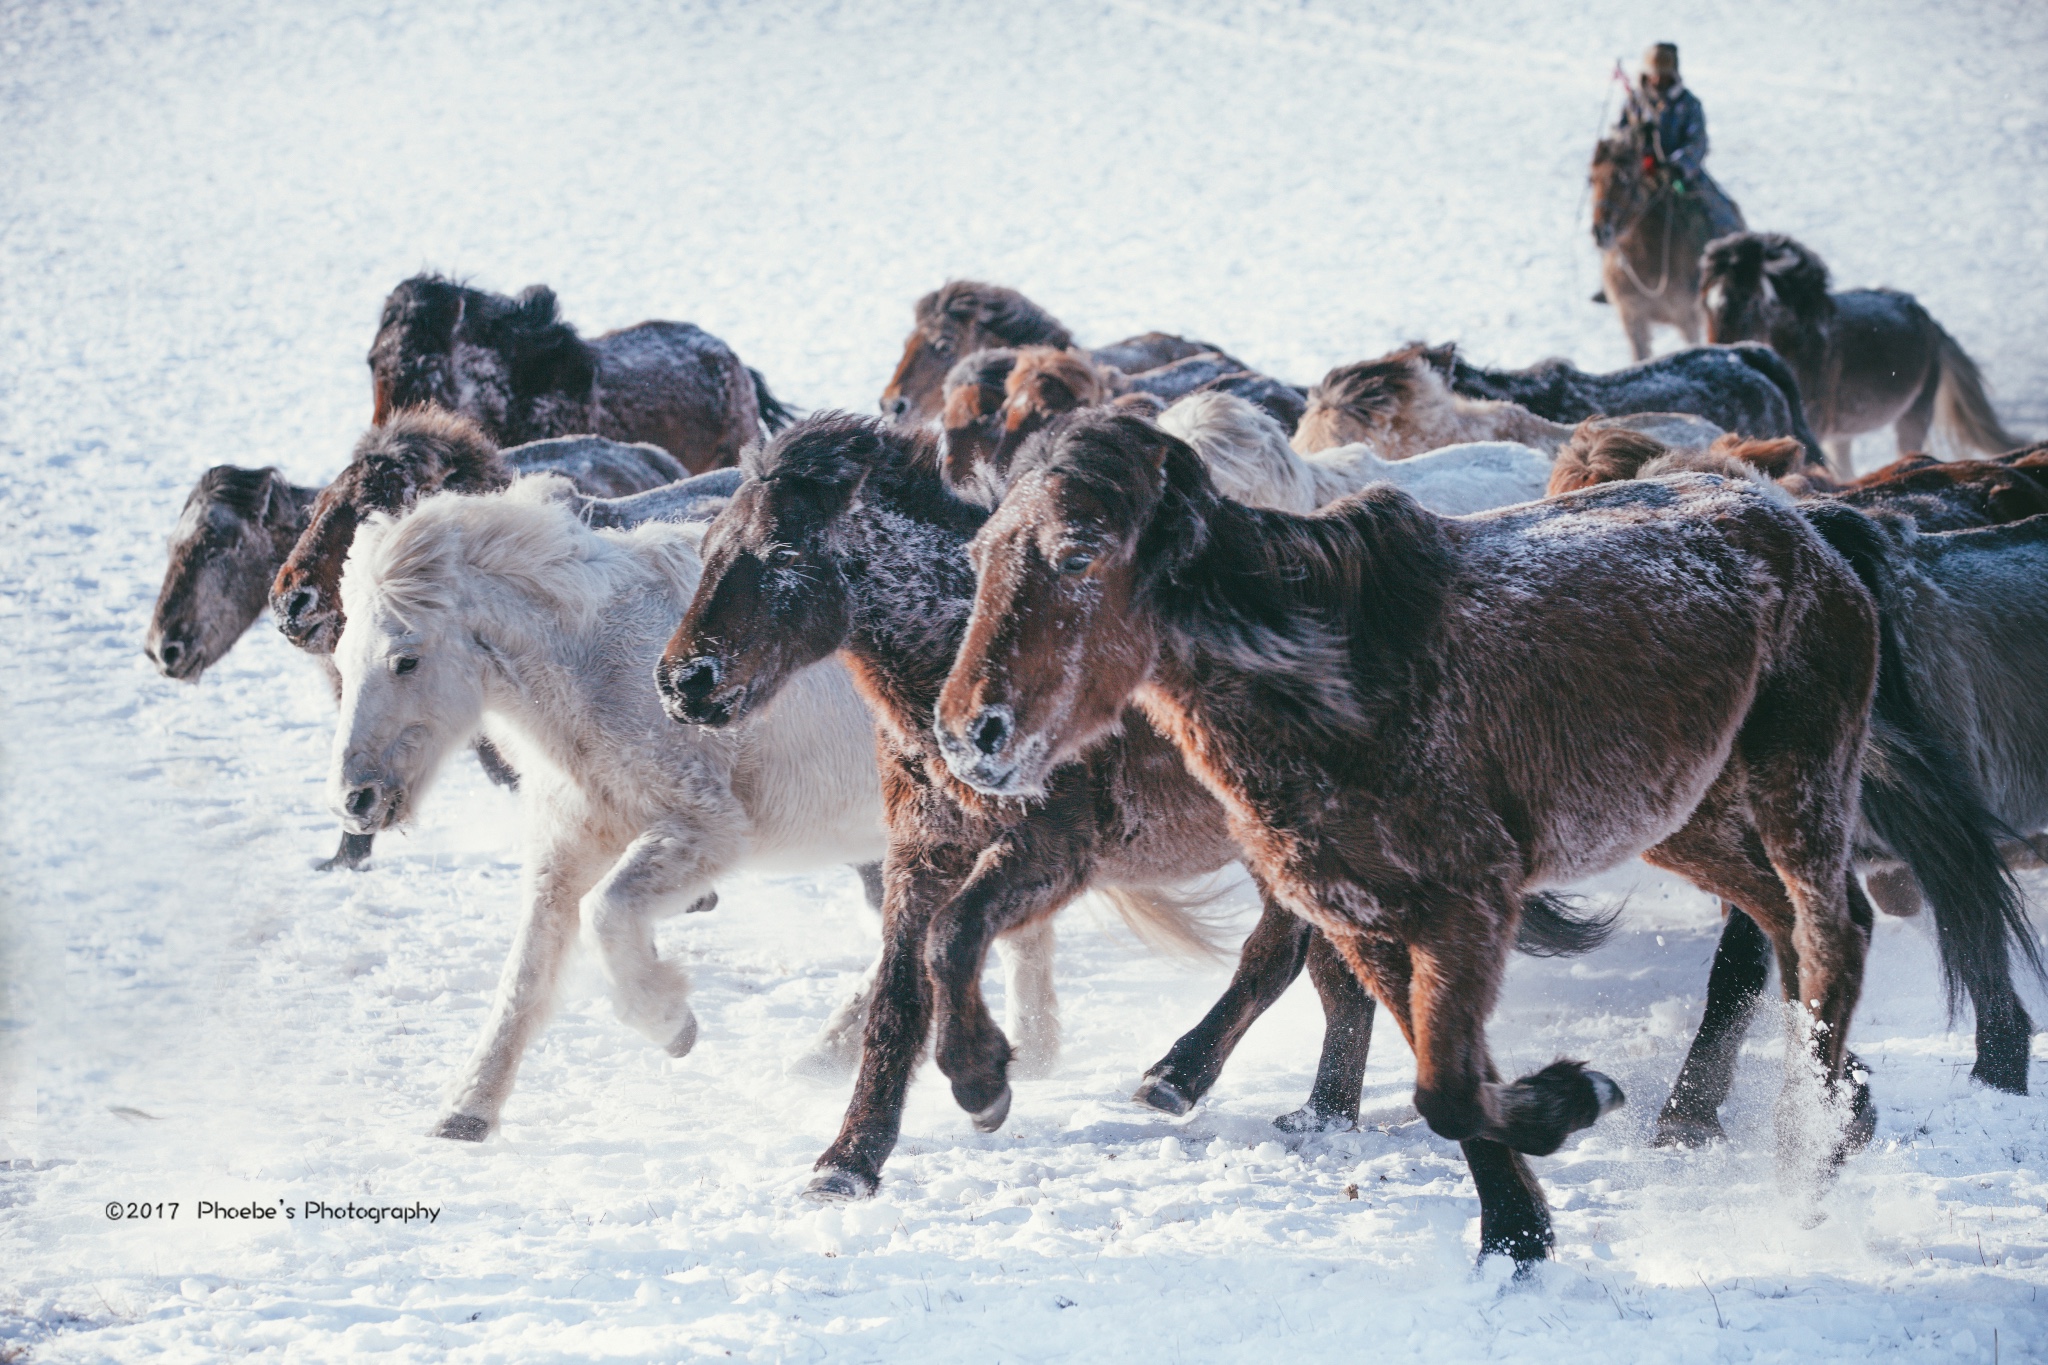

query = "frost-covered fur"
[1160,390,1552,515]
[146,465,320,681]
[329,478,951,1137]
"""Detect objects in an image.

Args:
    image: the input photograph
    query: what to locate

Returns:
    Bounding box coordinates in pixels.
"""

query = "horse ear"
[1420,343,1457,379]
[514,285,560,325]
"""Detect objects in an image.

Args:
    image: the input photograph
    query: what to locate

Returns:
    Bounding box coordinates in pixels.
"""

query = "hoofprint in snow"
[3,0,2045,1360]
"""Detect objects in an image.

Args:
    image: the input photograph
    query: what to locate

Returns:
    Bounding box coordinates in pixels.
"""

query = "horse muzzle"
[934,704,1043,797]
[656,653,750,728]
[336,777,403,834]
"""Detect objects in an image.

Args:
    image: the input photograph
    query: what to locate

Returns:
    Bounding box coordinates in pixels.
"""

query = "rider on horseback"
[1624,42,1744,240]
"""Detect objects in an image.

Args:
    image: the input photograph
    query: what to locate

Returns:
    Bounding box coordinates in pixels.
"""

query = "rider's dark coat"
[1627,78,1743,238]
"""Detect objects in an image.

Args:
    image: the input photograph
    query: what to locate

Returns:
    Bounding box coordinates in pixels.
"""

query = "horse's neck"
[835,492,980,741]
[477,577,664,779]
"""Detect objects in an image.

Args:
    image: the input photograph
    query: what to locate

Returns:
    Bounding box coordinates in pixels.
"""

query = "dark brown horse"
[652,413,1389,1195]
[146,466,320,681]
[937,410,1899,1264]
[1590,116,1734,360]
[369,274,794,473]
[879,280,1237,426]
[1699,234,2020,478]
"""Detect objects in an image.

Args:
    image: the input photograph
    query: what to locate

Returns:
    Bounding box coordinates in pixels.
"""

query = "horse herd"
[144,266,2047,1271]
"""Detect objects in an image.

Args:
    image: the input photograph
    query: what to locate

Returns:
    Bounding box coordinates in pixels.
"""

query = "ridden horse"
[1439,340,1822,464]
[1589,115,1733,360]
[936,410,1905,1265]
[146,466,321,681]
[1699,233,2021,478]
[1541,426,2046,1112]
[654,414,1606,1197]
[1293,344,1724,458]
[369,274,795,473]
[327,478,912,1137]
[879,280,1240,426]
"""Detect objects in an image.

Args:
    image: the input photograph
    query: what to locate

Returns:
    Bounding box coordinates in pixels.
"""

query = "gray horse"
[1700,233,2021,477]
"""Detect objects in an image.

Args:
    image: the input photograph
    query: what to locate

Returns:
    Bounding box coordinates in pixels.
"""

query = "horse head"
[272,410,508,654]
[1588,125,1661,250]
[326,501,495,837]
[658,414,893,727]
[936,411,1185,797]
[147,466,308,680]
[939,348,1019,497]
[368,275,468,422]
[880,282,1074,427]
[1700,232,1832,344]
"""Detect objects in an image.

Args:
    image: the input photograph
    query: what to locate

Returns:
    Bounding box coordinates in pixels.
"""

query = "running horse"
[1590,108,1741,361]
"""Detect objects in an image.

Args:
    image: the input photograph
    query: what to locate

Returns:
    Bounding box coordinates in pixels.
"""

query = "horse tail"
[1515,892,1619,957]
[1931,325,2022,456]
[1728,342,1827,468]
[1094,883,1238,961]
[1801,501,2042,1016]
[749,367,800,436]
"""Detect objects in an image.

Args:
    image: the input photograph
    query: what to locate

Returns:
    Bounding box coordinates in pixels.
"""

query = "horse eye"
[393,655,420,675]
[766,545,800,567]
[1058,552,1095,576]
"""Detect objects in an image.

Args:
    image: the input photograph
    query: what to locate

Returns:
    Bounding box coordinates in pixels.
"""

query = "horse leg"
[1823,437,1857,481]
[1135,891,1312,1116]
[1653,904,1772,1148]
[317,830,375,871]
[1621,303,1654,363]
[437,838,607,1139]
[581,814,745,1055]
[1970,972,2033,1096]
[924,827,1092,1127]
[791,862,892,1079]
[472,736,520,790]
[1332,929,1554,1265]
[995,916,1060,1079]
[1893,364,1941,457]
[808,855,973,1200]
[1276,928,1377,1133]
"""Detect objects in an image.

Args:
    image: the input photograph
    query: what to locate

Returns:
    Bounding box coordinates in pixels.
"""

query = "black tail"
[1802,501,2043,1015]
[1515,892,1620,958]
[1730,342,1826,470]
[749,367,799,435]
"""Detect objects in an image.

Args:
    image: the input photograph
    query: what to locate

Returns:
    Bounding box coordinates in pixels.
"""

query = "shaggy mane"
[192,464,285,521]
[1304,344,1438,424]
[338,407,511,510]
[915,281,1074,350]
[1702,232,1834,323]
[1004,346,1111,416]
[941,348,1019,427]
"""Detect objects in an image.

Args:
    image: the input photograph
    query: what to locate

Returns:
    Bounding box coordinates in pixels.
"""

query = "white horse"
[1160,389,1557,515]
[328,477,1057,1139]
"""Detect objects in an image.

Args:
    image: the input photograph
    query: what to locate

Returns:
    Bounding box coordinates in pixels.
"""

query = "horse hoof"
[684,891,718,915]
[433,1113,490,1142]
[1273,1105,1354,1135]
[970,1085,1012,1134]
[803,1167,877,1202]
[1132,1075,1193,1117]
[1651,1112,1725,1149]
[1969,1049,2029,1096]
[665,1013,699,1058]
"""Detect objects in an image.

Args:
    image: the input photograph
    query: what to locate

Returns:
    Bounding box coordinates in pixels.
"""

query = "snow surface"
[5,0,2047,1359]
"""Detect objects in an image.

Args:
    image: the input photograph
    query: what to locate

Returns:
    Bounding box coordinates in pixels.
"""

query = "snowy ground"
[5,1,2048,1359]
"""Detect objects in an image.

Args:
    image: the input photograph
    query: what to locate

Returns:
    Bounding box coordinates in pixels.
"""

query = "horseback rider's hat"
[1643,42,1679,80]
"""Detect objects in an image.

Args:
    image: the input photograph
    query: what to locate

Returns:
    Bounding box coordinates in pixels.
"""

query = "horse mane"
[743,410,975,532]
[483,284,598,401]
[1547,421,1668,495]
[192,464,287,522]
[338,407,511,510]
[942,348,1018,427]
[1550,422,1800,503]
[1005,346,1111,414]
[1021,411,1453,733]
[1303,344,1438,426]
[916,281,1074,350]
[345,474,695,637]
[1157,390,1317,512]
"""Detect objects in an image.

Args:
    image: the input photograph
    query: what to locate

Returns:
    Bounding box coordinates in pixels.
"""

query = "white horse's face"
[329,600,486,834]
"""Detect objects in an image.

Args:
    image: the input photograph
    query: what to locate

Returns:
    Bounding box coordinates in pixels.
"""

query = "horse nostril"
[283,588,316,623]
[972,709,1010,757]
[669,657,721,704]
[157,639,185,671]
[345,785,380,819]
[887,397,910,420]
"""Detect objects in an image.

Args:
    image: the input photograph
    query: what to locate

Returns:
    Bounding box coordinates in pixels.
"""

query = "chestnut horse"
[879,280,1238,426]
[937,410,1895,1265]
[369,274,794,473]
[1589,116,1734,360]
[1699,234,2020,477]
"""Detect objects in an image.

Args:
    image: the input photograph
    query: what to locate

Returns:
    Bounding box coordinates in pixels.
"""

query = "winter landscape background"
[4,1,2046,1359]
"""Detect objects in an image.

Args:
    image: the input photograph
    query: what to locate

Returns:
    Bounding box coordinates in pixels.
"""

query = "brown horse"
[1699,234,2021,478]
[146,466,321,681]
[1590,116,1733,360]
[1294,343,1723,458]
[369,274,794,473]
[879,280,1237,426]
[937,409,1893,1264]
[269,411,690,656]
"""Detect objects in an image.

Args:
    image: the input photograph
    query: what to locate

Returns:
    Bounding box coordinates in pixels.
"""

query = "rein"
[1606,169,1678,298]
